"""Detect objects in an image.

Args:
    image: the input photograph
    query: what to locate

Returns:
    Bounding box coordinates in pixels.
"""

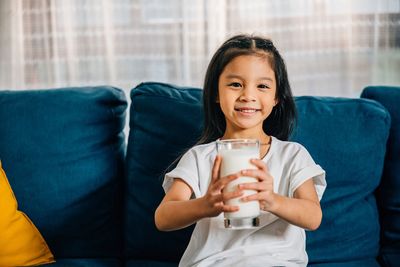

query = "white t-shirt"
[163,136,326,267]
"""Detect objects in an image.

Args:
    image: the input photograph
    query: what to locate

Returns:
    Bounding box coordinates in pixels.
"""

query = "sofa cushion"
[0,86,127,258]
[125,82,202,261]
[291,96,390,265]
[361,86,400,266]
[0,161,54,266]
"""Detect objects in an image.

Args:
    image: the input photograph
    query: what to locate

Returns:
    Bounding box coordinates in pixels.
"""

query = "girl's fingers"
[222,189,243,201]
[212,188,242,203]
[222,205,240,212]
[240,192,265,202]
[250,159,268,172]
[212,201,239,212]
[238,182,267,191]
[214,172,240,191]
[240,169,269,181]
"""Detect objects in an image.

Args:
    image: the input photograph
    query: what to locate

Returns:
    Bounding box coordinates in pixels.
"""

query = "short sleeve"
[288,145,326,200]
[163,148,202,197]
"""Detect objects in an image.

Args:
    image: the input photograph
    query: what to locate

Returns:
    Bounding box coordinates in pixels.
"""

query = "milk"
[220,151,260,218]
[217,139,260,228]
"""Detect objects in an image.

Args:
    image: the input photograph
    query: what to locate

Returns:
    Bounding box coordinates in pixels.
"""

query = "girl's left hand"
[238,159,275,211]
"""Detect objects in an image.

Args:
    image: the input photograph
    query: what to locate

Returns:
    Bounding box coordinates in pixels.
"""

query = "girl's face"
[218,54,277,137]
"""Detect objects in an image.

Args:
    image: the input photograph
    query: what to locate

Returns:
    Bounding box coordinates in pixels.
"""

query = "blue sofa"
[0,83,399,266]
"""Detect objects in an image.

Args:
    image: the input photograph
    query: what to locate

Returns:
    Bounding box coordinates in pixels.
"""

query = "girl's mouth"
[234,107,261,113]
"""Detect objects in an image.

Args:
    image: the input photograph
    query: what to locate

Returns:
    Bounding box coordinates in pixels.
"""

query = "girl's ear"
[216,94,220,103]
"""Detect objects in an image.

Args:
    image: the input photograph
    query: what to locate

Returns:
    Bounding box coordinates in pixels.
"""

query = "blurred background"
[0,0,399,97]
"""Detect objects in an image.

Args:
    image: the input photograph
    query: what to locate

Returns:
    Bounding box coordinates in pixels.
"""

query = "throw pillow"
[0,161,54,266]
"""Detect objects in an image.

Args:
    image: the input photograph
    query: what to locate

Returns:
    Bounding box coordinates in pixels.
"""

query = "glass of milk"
[216,139,260,229]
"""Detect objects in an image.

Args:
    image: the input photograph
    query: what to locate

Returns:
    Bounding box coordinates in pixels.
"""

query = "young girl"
[155,34,326,267]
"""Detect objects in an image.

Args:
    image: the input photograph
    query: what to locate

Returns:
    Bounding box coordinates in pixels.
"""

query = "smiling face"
[218,54,277,139]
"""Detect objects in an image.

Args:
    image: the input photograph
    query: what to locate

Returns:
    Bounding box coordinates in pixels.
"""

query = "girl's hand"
[200,155,243,217]
[238,159,275,211]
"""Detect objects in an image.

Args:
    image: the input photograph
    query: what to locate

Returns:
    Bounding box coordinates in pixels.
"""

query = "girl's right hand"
[200,155,243,218]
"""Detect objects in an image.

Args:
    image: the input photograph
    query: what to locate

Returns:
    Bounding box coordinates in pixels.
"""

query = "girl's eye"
[228,82,242,88]
[258,84,270,90]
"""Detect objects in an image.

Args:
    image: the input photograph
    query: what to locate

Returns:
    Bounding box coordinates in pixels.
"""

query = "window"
[0,0,399,97]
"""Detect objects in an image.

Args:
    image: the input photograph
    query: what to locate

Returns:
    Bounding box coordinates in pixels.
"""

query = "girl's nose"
[239,87,256,102]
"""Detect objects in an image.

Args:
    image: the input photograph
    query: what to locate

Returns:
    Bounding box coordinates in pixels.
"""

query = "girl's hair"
[198,34,297,144]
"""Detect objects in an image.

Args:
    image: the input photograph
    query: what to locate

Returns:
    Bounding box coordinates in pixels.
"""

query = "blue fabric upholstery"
[0,87,127,258]
[126,260,177,267]
[309,259,381,267]
[361,86,400,267]
[124,82,201,261]
[47,258,122,267]
[291,96,390,264]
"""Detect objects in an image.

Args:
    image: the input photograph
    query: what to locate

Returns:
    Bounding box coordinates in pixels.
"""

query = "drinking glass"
[216,139,260,229]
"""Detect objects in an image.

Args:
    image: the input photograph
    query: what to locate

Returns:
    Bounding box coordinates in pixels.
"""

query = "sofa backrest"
[124,82,201,261]
[125,82,391,265]
[361,86,400,266]
[0,86,127,258]
[291,96,390,265]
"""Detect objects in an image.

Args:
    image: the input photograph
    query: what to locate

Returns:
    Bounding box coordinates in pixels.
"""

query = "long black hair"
[198,34,297,144]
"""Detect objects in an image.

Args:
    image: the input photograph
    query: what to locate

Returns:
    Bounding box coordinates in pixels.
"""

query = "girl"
[155,34,326,267]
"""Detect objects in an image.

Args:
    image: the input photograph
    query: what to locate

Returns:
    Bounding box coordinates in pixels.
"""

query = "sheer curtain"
[0,0,399,97]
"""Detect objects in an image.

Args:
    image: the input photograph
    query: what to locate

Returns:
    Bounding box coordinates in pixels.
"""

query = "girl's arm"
[155,156,243,231]
[239,159,322,231]
[267,179,322,230]
[154,179,205,231]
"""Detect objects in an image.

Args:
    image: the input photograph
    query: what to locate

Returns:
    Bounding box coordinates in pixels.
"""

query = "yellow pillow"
[0,161,55,266]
